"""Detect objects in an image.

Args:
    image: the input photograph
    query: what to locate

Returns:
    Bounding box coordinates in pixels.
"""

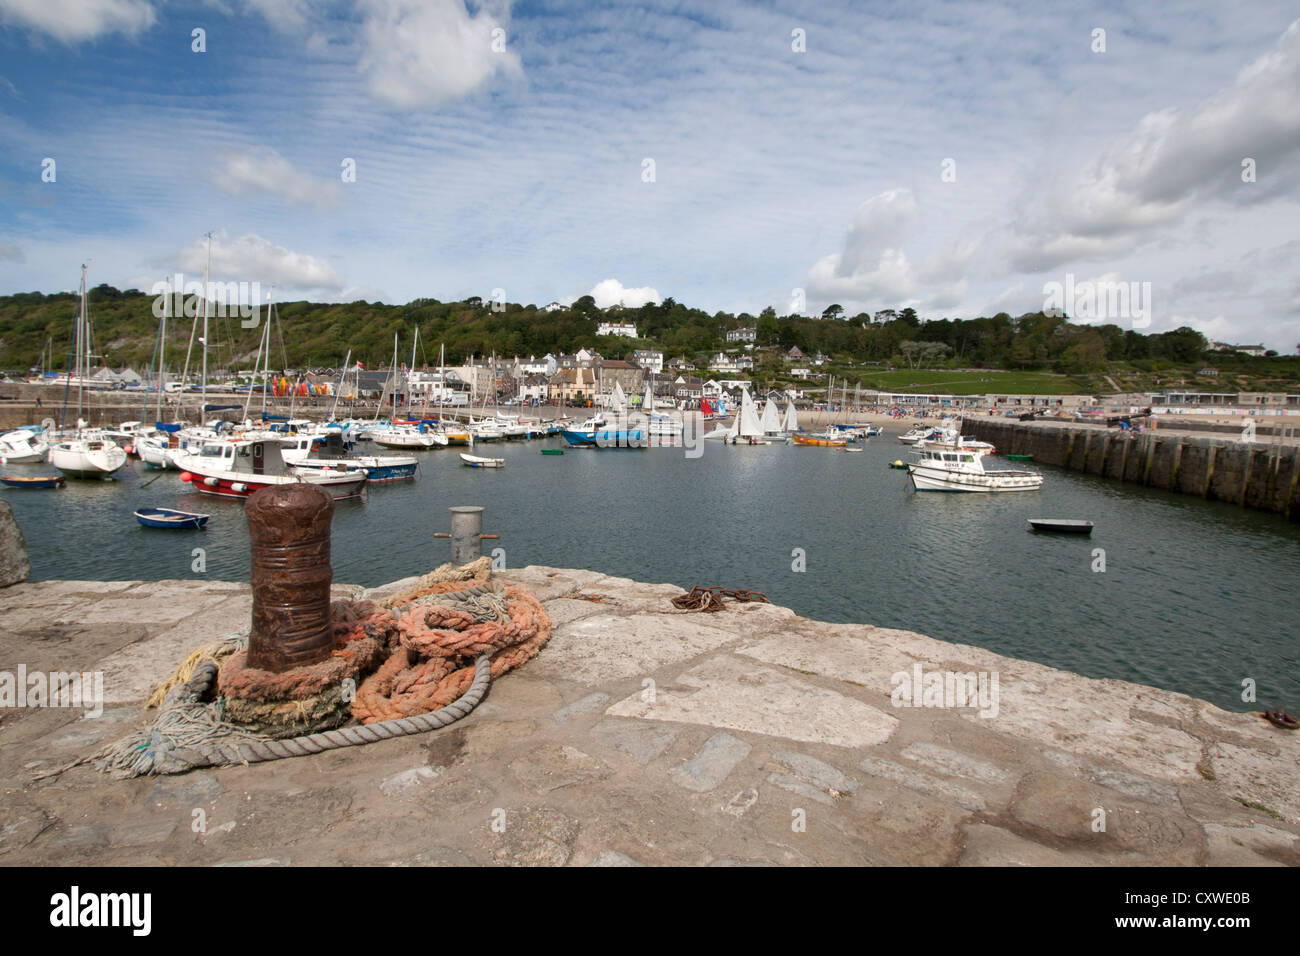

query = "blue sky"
[0,0,1298,350]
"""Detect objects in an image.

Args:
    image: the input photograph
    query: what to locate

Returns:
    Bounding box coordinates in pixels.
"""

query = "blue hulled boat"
[134,507,210,530]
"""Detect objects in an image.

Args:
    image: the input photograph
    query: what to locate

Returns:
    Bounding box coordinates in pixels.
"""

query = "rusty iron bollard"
[433,505,499,565]
[245,483,335,673]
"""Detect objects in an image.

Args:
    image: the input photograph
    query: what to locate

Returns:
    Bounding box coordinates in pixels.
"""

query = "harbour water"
[5,435,1298,713]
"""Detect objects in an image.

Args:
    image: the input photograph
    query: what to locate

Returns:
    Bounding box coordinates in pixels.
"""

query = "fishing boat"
[134,507,210,530]
[460,453,504,468]
[175,437,368,500]
[0,475,65,489]
[1027,518,1093,534]
[907,431,1044,493]
[0,429,50,463]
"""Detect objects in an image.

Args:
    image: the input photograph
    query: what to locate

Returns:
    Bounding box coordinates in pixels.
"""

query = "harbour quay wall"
[964,419,1300,521]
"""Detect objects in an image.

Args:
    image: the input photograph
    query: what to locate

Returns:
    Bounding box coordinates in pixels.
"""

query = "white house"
[518,373,550,403]
[726,327,757,344]
[511,354,551,376]
[790,367,811,379]
[597,321,638,338]
[541,302,565,312]
[631,349,664,373]
[710,352,754,373]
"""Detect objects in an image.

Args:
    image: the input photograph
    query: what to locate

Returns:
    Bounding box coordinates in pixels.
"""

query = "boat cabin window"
[961,455,974,462]
[943,453,956,462]
[200,445,224,457]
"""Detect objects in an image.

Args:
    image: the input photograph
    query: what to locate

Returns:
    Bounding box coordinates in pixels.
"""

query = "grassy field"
[835,369,1089,395]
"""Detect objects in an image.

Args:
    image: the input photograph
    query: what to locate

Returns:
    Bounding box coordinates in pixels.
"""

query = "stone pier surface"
[0,568,1297,867]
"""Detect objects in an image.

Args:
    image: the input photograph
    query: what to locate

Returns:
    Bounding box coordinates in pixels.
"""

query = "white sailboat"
[727,389,769,445]
[781,400,799,434]
[760,398,783,439]
[49,266,128,478]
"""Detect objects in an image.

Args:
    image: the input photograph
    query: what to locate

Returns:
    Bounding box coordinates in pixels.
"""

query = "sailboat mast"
[260,288,275,420]
[200,233,211,428]
[76,264,86,425]
[328,349,350,420]
[156,279,168,422]
[242,296,266,422]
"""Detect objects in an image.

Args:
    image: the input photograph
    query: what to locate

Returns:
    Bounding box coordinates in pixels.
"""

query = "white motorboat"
[280,433,417,482]
[0,429,50,464]
[907,440,1043,493]
[371,425,447,449]
[916,433,996,453]
[898,424,938,444]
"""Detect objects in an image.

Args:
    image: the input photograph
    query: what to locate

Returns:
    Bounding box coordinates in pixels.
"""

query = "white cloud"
[0,0,155,43]
[211,146,343,209]
[173,232,344,292]
[565,279,660,309]
[237,0,311,32]
[805,188,972,312]
[357,0,523,108]
[1008,17,1300,272]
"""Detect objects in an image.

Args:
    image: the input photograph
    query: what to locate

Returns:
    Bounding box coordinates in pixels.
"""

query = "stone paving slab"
[0,566,1296,866]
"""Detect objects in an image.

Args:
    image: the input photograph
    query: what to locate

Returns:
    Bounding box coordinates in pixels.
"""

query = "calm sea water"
[4,435,1298,713]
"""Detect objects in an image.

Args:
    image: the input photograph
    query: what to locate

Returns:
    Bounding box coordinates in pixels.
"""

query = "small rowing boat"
[1006,453,1034,462]
[1027,518,1093,534]
[460,453,505,469]
[793,434,846,448]
[0,475,66,489]
[540,448,564,455]
[134,507,211,530]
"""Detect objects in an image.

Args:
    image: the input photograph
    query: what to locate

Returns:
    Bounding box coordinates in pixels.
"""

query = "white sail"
[782,400,798,433]
[760,399,782,434]
[738,390,764,437]
[611,380,626,410]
